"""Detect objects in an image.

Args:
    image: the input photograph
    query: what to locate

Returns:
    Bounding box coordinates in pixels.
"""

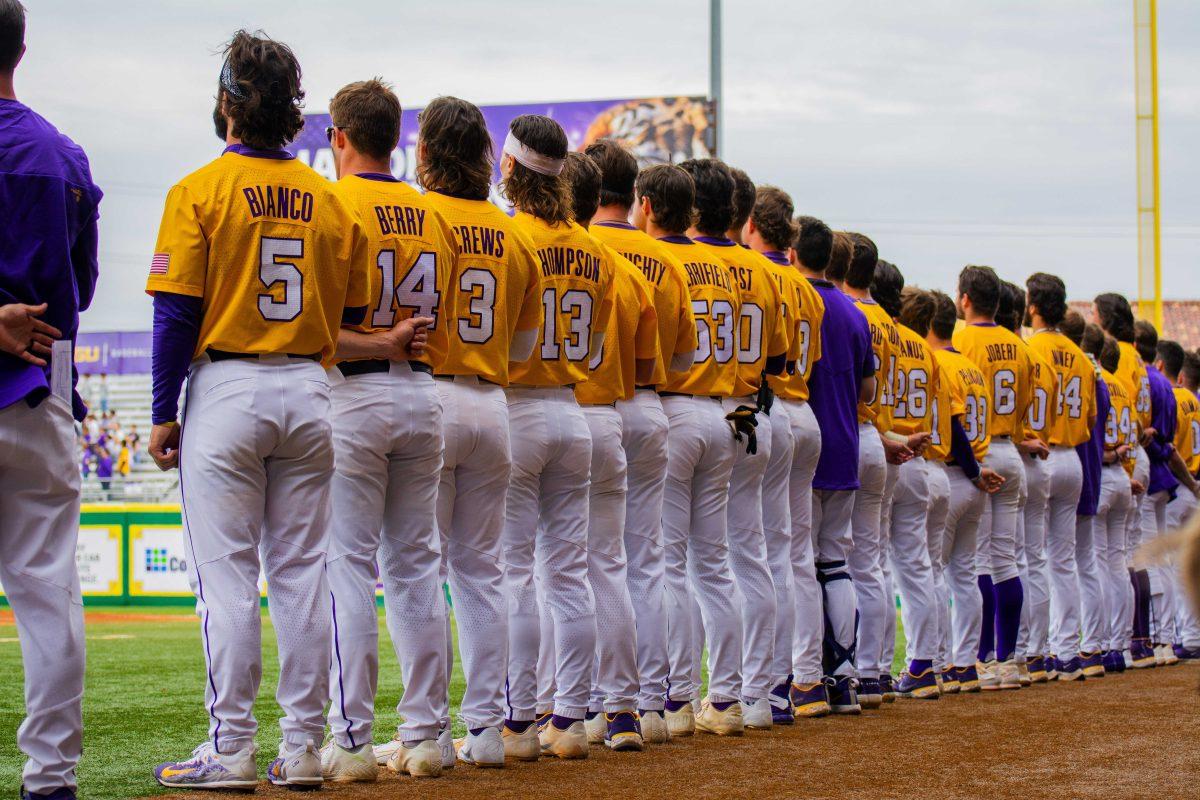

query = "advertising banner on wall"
[0,523,122,598]
[75,331,153,375]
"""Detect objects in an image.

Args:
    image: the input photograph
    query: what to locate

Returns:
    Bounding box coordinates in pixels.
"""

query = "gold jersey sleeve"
[657,237,742,397]
[952,323,1034,441]
[783,269,825,402]
[1027,331,1096,447]
[331,176,458,369]
[146,150,370,362]
[1173,387,1200,476]
[891,323,938,437]
[1116,342,1152,434]
[588,223,697,386]
[424,192,542,385]
[1102,370,1137,474]
[508,213,616,387]
[576,247,659,405]
[936,348,991,462]
[927,350,960,462]
[855,299,900,431]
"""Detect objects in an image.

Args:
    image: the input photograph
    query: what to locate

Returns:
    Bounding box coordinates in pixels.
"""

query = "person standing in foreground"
[1,3,100,797]
[796,221,876,714]
[149,31,372,790]
[585,140,697,744]
[418,97,543,768]
[320,79,447,780]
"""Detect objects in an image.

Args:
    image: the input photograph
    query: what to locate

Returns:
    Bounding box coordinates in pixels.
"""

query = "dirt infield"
[0,610,196,625]
[155,665,1200,800]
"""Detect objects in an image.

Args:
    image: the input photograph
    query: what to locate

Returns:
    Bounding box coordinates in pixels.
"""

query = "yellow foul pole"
[1133,0,1163,329]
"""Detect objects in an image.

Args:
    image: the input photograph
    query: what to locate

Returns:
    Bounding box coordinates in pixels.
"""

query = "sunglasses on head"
[325,125,348,144]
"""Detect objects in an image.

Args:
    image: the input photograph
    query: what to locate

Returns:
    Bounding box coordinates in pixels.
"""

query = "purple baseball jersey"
[0,99,101,420]
[1076,369,1107,516]
[1145,364,1179,496]
[806,278,873,491]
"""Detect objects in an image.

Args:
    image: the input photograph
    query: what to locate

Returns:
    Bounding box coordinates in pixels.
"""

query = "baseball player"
[318,80,450,781]
[684,159,789,731]
[633,163,745,736]
[1169,351,1200,660]
[417,97,543,768]
[1025,274,1098,681]
[0,4,100,796]
[149,31,372,790]
[501,114,614,760]
[585,140,697,745]
[745,192,827,722]
[796,222,875,714]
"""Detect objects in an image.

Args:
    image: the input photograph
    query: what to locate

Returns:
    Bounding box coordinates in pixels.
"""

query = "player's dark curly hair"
[0,0,25,73]
[584,139,638,209]
[752,187,796,252]
[1134,318,1158,364]
[899,286,936,337]
[929,289,958,341]
[677,158,734,236]
[728,167,756,233]
[635,164,695,235]
[1100,332,1121,374]
[1060,309,1086,345]
[1157,339,1185,380]
[564,152,601,226]
[843,232,879,290]
[824,230,852,282]
[872,260,905,319]
[1080,321,1105,358]
[997,280,1024,333]
[416,96,493,201]
[215,30,305,151]
[1025,272,1068,327]
[958,266,1001,318]
[1182,350,1200,390]
[501,114,572,225]
[1094,292,1136,343]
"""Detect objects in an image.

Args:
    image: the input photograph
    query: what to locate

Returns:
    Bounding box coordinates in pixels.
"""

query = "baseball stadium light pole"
[710,0,723,157]
[1134,0,1163,330]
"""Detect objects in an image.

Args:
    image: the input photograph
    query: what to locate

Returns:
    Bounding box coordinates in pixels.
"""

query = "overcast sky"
[15,0,1200,332]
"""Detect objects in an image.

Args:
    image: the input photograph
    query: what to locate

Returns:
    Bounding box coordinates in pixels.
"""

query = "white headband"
[503,130,565,176]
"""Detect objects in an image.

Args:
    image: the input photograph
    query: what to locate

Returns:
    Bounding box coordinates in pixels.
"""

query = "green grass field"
[1,607,906,800]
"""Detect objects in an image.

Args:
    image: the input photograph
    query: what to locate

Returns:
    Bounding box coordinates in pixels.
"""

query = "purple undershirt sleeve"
[152,292,202,425]
[950,416,981,481]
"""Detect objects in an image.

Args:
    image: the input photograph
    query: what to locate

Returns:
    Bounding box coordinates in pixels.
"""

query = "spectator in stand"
[116,439,130,478]
[128,423,141,465]
[84,413,98,439]
[95,445,113,499]
[97,371,108,413]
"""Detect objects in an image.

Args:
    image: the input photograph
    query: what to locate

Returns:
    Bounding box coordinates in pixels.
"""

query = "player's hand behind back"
[0,303,61,367]
[1018,437,1050,460]
[972,467,1005,494]
[149,422,181,471]
[381,316,434,360]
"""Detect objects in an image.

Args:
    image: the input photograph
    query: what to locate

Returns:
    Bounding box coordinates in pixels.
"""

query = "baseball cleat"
[954,665,981,693]
[978,660,1000,691]
[154,742,258,791]
[857,677,883,710]
[267,740,322,790]
[583,712,606,745]
[388,739,442,778]
[826,676,861,715]
[497,722,537,763]
[664,702,696,737]
[1174,645,1200,664]
[372,733,402,767]
[1080,651,1106,678]
[1046,656,1060,681]
[997,659,1021,690]
[1161,644,1179,666]
[457,727,505,768]
[1026,655,1048,683]
[437,726,456,770]
[790,681,831,718]
[938,670,961,695]
[897,667,940,699]
[879,674,897,703]
[741,697,773,729]
[539,718,589,759]
[638,710,670,744]
[20,787,75,800]
[1016,661,1032,686]
[604,712,644,752]
[320,741,377,783]
[1103,650,1127,674]
[1058,656,1086,681]
[1131,642,1157,669]
[695,698,745,736]
[769,681,795,724]
[1122,649,1136,669]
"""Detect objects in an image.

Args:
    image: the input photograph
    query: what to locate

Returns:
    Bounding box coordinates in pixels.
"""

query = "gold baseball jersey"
[891,323,938,437]
[855,298,900,430]
[508,213,616,387]
[1102,369,1137,474]
[146,148,370,361]
[1023,346,1057,442]
[331,175,457,368]
[588,222,698,386]
[1174,387,1200,475]
[934,348,991,462]
[423,192,543,386]
[576,246,659,405]
[657,237,742,397]
[952,323,1034,440]
[1027,330,1096,447]
[697,239,788,398]
[762,254,825,402]
[1116,341,1151,434]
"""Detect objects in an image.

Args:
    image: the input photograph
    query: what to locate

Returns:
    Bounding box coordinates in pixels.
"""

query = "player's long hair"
[501,115,572,225]
[416,96,493,201]
[217,30,305,150]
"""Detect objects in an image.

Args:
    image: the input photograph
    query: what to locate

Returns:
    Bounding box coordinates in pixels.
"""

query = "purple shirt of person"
[1076,368,1108,517]
[806,277,874,491]
[0,98,101,420]
[1145,363,1179,497]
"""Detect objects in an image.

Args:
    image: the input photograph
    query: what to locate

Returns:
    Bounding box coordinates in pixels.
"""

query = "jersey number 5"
[258,237,303,322]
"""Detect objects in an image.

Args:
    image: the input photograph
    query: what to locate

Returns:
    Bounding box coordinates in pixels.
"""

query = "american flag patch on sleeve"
[149,253,170,275]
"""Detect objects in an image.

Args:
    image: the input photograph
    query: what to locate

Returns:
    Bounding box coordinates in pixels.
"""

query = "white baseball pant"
[0,395,84,794]
[1168,491,1200,648]
[436,376,511,731]
[848,424,887,679]
[812,489,856,676]
[618,390,670,711]
[326,364,447,747]
[978,438,1024,583]
[503,386,596,721]
[180,356,334,752]
[1122,448,1151,647]
[1019,456,1051,659]
[761,401,796,690]
[891,457,937,664]
[942,463,987,667]
[722,395,777,703]
[783,400,823,684]
[1094,462,1132,652]
[1045,446,1084,661]
[661,394,740,703]
[878,462,901,677]
[1142,490,1174,644]
[1075,514,1103,654]
[924,462,952,671]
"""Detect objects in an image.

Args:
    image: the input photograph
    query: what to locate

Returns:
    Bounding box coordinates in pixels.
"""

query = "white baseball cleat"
[500,723,540,762]
[997,660,1022,690]
[978,660,1001,691]
[388,739,442,778]
[741,698,773,730]
[267,739,322,790]
[153,742,258,790]
[458,727,505,768]
[320,741,377,783]
[539,719,589,759]
[372,733,401,767]
[695,698,744,736]
[639,710,670,744]
[437,726,456,770]
[665,703,696,737]
[584,713,606,744]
